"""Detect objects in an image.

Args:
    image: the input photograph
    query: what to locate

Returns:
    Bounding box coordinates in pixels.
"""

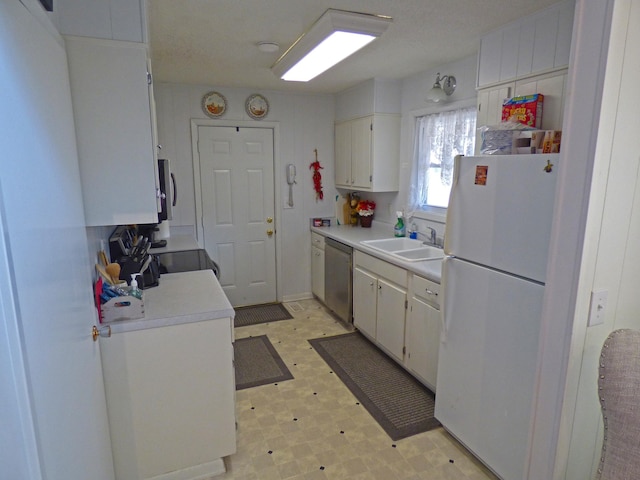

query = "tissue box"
[502,94,544,128]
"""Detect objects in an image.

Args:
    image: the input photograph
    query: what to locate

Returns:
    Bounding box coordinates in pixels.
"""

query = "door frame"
[190,119,282,303]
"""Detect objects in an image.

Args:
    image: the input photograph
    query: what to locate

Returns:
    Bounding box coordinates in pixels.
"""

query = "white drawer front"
[412,275,440,308]
[311,232,325,250]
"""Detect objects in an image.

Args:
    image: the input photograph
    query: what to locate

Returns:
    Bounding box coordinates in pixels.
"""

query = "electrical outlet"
[588,289,608,326]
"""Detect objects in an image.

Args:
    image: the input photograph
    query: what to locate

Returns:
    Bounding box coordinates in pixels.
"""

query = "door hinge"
[370,122,373,131]
[402,346,406,355]
[147,71,152,85]
[405,299,408,309]
[369,175,372,182]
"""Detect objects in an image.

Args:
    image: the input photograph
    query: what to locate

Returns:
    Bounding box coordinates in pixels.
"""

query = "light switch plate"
[588,289,608,326]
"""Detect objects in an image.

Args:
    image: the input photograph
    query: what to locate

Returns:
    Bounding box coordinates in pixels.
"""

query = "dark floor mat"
[234,303,293,328]
[234,335,294,390]
[308,332,440,441]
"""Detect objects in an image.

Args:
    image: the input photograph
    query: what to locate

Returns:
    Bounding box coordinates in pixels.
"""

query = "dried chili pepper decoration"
[309,149,324,200]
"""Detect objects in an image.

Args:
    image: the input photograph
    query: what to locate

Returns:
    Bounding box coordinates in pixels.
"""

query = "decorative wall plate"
[245,94,269,120]
[201,91,227,118]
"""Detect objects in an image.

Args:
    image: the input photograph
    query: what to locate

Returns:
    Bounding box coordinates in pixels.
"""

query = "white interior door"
[0,2,114,478]
[198,126,276,307]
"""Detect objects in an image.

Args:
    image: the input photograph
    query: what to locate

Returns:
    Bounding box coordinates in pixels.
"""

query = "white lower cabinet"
[353,251,407,362]
[311,232,325,301]
[375,278,408,361]
[100,318,236,480]
[353,250,442,389]
[353,266,379,339]
[405,275,441,391]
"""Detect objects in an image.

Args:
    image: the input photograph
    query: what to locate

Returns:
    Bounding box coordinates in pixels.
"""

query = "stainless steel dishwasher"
[324,237,353,323]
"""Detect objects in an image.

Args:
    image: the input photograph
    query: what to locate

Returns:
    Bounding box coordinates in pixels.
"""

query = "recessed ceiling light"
[258,42,280,53]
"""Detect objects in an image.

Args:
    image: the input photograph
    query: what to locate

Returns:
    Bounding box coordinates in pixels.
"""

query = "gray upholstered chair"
[597,329,640,479]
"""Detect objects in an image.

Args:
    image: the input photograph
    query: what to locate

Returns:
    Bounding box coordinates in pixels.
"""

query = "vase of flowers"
[356,200,376,227]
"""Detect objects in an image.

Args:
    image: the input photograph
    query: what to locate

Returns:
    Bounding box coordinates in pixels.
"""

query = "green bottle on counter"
[394,213,406,237]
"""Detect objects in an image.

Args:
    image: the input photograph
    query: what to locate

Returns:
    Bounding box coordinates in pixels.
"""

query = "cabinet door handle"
[425,288,438,296]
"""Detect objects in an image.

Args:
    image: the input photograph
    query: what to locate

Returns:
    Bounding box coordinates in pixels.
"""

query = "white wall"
[153,57,479,299]
[368,55,479,241]
[154,84,336,300]
[560,0,640,477]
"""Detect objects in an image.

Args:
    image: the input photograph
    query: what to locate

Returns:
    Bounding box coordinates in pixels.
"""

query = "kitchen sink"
[360,238,444,262]
[360,238,425,252]
[392,246,444,262]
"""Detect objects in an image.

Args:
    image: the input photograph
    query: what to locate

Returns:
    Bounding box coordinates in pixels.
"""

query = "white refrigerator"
[434,153,559,480]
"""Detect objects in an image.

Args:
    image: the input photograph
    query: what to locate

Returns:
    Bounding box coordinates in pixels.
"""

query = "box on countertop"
[542,130,562,153]
[100,290,144,323]
[513,130,545,154]
[502,94,544,128]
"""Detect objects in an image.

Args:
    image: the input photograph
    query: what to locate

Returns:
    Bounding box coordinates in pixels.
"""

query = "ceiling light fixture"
[257,42,280,53]
[271,9,392,82]
[426,73,457,102]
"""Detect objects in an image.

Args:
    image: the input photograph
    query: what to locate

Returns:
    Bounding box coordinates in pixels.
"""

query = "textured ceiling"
[149,0,564,94]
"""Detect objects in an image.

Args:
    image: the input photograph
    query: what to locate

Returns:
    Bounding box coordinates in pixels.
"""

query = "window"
[408,107,476,211]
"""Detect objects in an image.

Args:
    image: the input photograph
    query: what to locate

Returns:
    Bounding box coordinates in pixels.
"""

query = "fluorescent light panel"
[281,31,375,82]
[272,9,391,82]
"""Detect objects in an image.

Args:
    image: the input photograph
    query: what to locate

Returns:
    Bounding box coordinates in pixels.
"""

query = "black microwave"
[158,158,176,221]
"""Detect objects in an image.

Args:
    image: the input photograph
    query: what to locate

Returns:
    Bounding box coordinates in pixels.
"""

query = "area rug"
[234,335,294,390]
[308,332,440,440]
[234,302,293,328]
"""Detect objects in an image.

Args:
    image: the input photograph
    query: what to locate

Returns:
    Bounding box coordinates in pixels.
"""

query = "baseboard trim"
[148,458,226,480]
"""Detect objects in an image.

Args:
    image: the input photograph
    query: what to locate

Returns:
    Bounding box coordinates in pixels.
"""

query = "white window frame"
[408,99,477,222]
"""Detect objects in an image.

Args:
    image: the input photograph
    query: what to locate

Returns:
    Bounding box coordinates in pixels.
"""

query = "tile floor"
[222,298,498,480]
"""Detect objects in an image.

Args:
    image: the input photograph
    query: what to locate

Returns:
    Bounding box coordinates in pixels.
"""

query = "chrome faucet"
[426,227,437,245]
[415,227,439,247]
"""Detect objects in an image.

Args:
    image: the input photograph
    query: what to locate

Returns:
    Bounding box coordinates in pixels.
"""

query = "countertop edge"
[148,234,200,254]
[105,270,234,334]
[311,223,442,283]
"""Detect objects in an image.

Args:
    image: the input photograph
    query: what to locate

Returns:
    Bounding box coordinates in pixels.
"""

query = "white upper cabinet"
[477,0,575,88]
[334,78,401,192]
[66,36,159,226]
[334,114,400,192]
[55,0,148,43]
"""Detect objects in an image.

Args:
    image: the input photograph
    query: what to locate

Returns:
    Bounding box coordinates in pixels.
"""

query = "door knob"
[92,325,111,341]
[267,229,274,236]
[266,217,273,224]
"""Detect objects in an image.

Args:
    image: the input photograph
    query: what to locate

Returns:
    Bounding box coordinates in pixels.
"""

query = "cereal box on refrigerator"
[502,94,544,129]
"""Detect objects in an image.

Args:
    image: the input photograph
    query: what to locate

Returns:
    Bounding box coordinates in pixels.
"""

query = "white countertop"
[149,234,200,254]
[311,222,443,283]
[107,270,234,333]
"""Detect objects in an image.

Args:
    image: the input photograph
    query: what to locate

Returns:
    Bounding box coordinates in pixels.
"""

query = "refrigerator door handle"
[439,256,451,344]
[443,155,463,255]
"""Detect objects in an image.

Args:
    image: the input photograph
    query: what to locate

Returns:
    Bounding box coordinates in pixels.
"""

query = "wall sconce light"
[426,73,457,102]
[271,9,392,82]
